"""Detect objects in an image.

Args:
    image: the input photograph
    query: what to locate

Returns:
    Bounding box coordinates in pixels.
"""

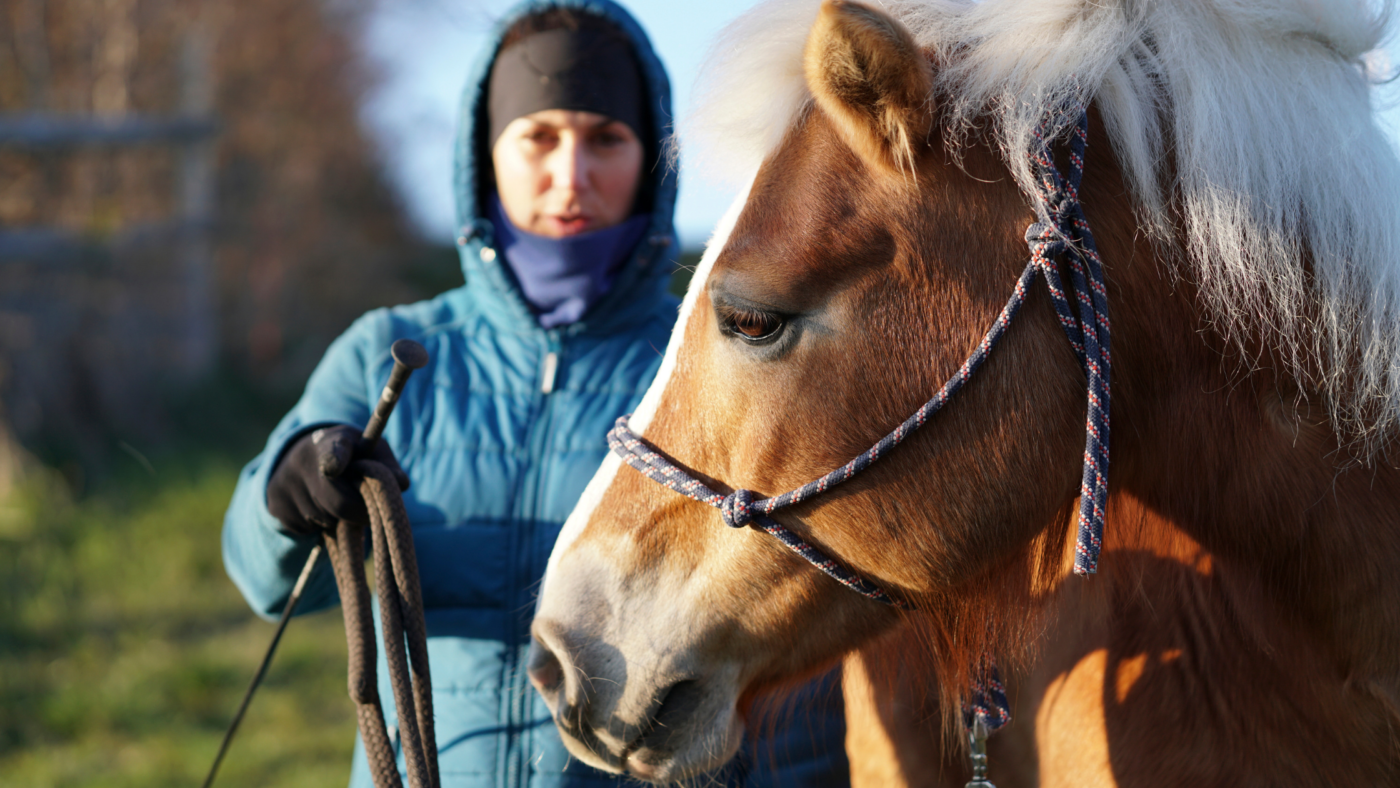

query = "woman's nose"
[547,137,587,192]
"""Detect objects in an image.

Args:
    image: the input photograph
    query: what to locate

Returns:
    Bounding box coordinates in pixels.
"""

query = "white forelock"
[683,0,1400,450]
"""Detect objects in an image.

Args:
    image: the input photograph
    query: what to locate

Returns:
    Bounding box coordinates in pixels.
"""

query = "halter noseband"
[606,110,1110,734]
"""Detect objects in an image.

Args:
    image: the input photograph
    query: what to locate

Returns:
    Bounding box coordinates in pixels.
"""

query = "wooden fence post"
[178,23,216,377]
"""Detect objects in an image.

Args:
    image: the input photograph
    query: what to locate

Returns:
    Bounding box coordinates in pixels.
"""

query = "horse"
[528,0,1400,784]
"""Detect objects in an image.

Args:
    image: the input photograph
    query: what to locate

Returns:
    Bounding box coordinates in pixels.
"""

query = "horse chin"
[624,709,746,784]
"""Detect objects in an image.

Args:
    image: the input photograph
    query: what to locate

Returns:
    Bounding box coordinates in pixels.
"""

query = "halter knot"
[721,489,758,529]
[1025,221,1067,260]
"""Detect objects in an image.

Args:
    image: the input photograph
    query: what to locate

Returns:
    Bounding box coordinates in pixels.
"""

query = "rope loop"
[320,460,440,788]
[721,489,758,529]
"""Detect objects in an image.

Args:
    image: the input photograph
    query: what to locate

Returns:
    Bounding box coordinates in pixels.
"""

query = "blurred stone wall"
[0,0,423,465]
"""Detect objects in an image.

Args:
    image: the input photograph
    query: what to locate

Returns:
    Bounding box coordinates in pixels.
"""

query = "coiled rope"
[322,461,441,788]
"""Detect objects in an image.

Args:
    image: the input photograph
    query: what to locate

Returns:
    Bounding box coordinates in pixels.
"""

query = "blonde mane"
[685,0,1400,451]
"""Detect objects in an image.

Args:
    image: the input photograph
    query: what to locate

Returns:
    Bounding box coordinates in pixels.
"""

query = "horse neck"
[1086,169,1400,674]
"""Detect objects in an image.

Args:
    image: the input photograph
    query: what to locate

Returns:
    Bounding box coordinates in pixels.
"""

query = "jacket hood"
[452,0,679,336]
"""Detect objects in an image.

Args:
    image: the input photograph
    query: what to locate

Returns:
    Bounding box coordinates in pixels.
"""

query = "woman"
[221,2,848,786]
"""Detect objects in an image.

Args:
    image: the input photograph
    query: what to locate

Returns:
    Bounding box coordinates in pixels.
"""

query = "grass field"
[0,454,358,787]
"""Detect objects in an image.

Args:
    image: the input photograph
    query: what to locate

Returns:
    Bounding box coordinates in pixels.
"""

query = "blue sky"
[359,0,1400,250]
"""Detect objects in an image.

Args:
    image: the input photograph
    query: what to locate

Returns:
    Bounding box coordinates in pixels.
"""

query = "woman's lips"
[546,214,593,236]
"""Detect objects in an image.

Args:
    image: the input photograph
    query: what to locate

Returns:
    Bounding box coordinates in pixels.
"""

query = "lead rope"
[205,465,441,788]
[606,109,1110,782]
[322,462,441,788]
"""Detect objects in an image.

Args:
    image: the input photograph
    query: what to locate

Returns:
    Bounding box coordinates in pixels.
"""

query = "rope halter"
[606,109,1110,736]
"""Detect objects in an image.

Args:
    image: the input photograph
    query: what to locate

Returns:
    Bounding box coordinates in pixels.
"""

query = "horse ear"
[804,0,933,175]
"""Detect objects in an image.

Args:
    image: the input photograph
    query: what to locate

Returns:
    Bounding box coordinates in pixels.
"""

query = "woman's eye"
[724,309,784,342]
[592,129,627,147]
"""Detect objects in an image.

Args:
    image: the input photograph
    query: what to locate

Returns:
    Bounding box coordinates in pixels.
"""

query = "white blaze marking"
[541,181,755,592]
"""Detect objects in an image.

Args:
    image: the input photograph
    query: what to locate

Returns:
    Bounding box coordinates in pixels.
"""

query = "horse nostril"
[527,639,564,695]
[638,679,705,753]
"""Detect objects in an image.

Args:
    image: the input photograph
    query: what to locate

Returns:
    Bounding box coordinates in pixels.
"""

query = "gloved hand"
[267,424,410,536]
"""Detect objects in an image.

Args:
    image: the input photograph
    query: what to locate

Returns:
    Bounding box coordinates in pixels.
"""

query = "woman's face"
[492,109,644,238]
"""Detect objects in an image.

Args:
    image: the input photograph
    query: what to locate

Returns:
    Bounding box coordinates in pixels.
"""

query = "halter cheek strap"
[606,110,1110,736]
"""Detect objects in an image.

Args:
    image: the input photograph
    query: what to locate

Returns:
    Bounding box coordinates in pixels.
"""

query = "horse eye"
[724,308,784,342]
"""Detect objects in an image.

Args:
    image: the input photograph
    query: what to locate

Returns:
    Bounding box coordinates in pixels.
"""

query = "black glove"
[267,424,410,536]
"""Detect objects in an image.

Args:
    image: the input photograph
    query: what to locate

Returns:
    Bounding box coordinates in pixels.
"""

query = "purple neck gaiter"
[489,195,650,328]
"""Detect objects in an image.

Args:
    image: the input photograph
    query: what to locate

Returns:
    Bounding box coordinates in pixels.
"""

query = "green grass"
[0,456,356,787]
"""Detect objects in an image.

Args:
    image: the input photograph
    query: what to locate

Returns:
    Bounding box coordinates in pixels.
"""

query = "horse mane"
[685,0,1400,452]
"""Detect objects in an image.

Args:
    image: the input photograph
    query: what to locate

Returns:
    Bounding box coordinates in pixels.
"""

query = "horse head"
[529,0,1400,782]
[528,2,1108,778]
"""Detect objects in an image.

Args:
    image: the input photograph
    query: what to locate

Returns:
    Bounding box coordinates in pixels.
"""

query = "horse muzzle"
[527,615,746,783]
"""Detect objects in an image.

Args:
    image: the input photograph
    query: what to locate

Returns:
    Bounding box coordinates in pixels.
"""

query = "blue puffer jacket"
[222,2,847,787]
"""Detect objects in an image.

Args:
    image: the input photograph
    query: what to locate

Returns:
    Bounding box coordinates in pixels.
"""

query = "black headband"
[488,27,646,146]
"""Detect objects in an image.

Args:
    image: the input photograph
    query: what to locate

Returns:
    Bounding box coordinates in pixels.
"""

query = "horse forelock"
[685,0,1400,453]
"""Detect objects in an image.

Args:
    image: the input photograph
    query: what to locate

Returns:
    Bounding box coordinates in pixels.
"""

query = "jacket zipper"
[539,349,558,395]
[507,331,562,788]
